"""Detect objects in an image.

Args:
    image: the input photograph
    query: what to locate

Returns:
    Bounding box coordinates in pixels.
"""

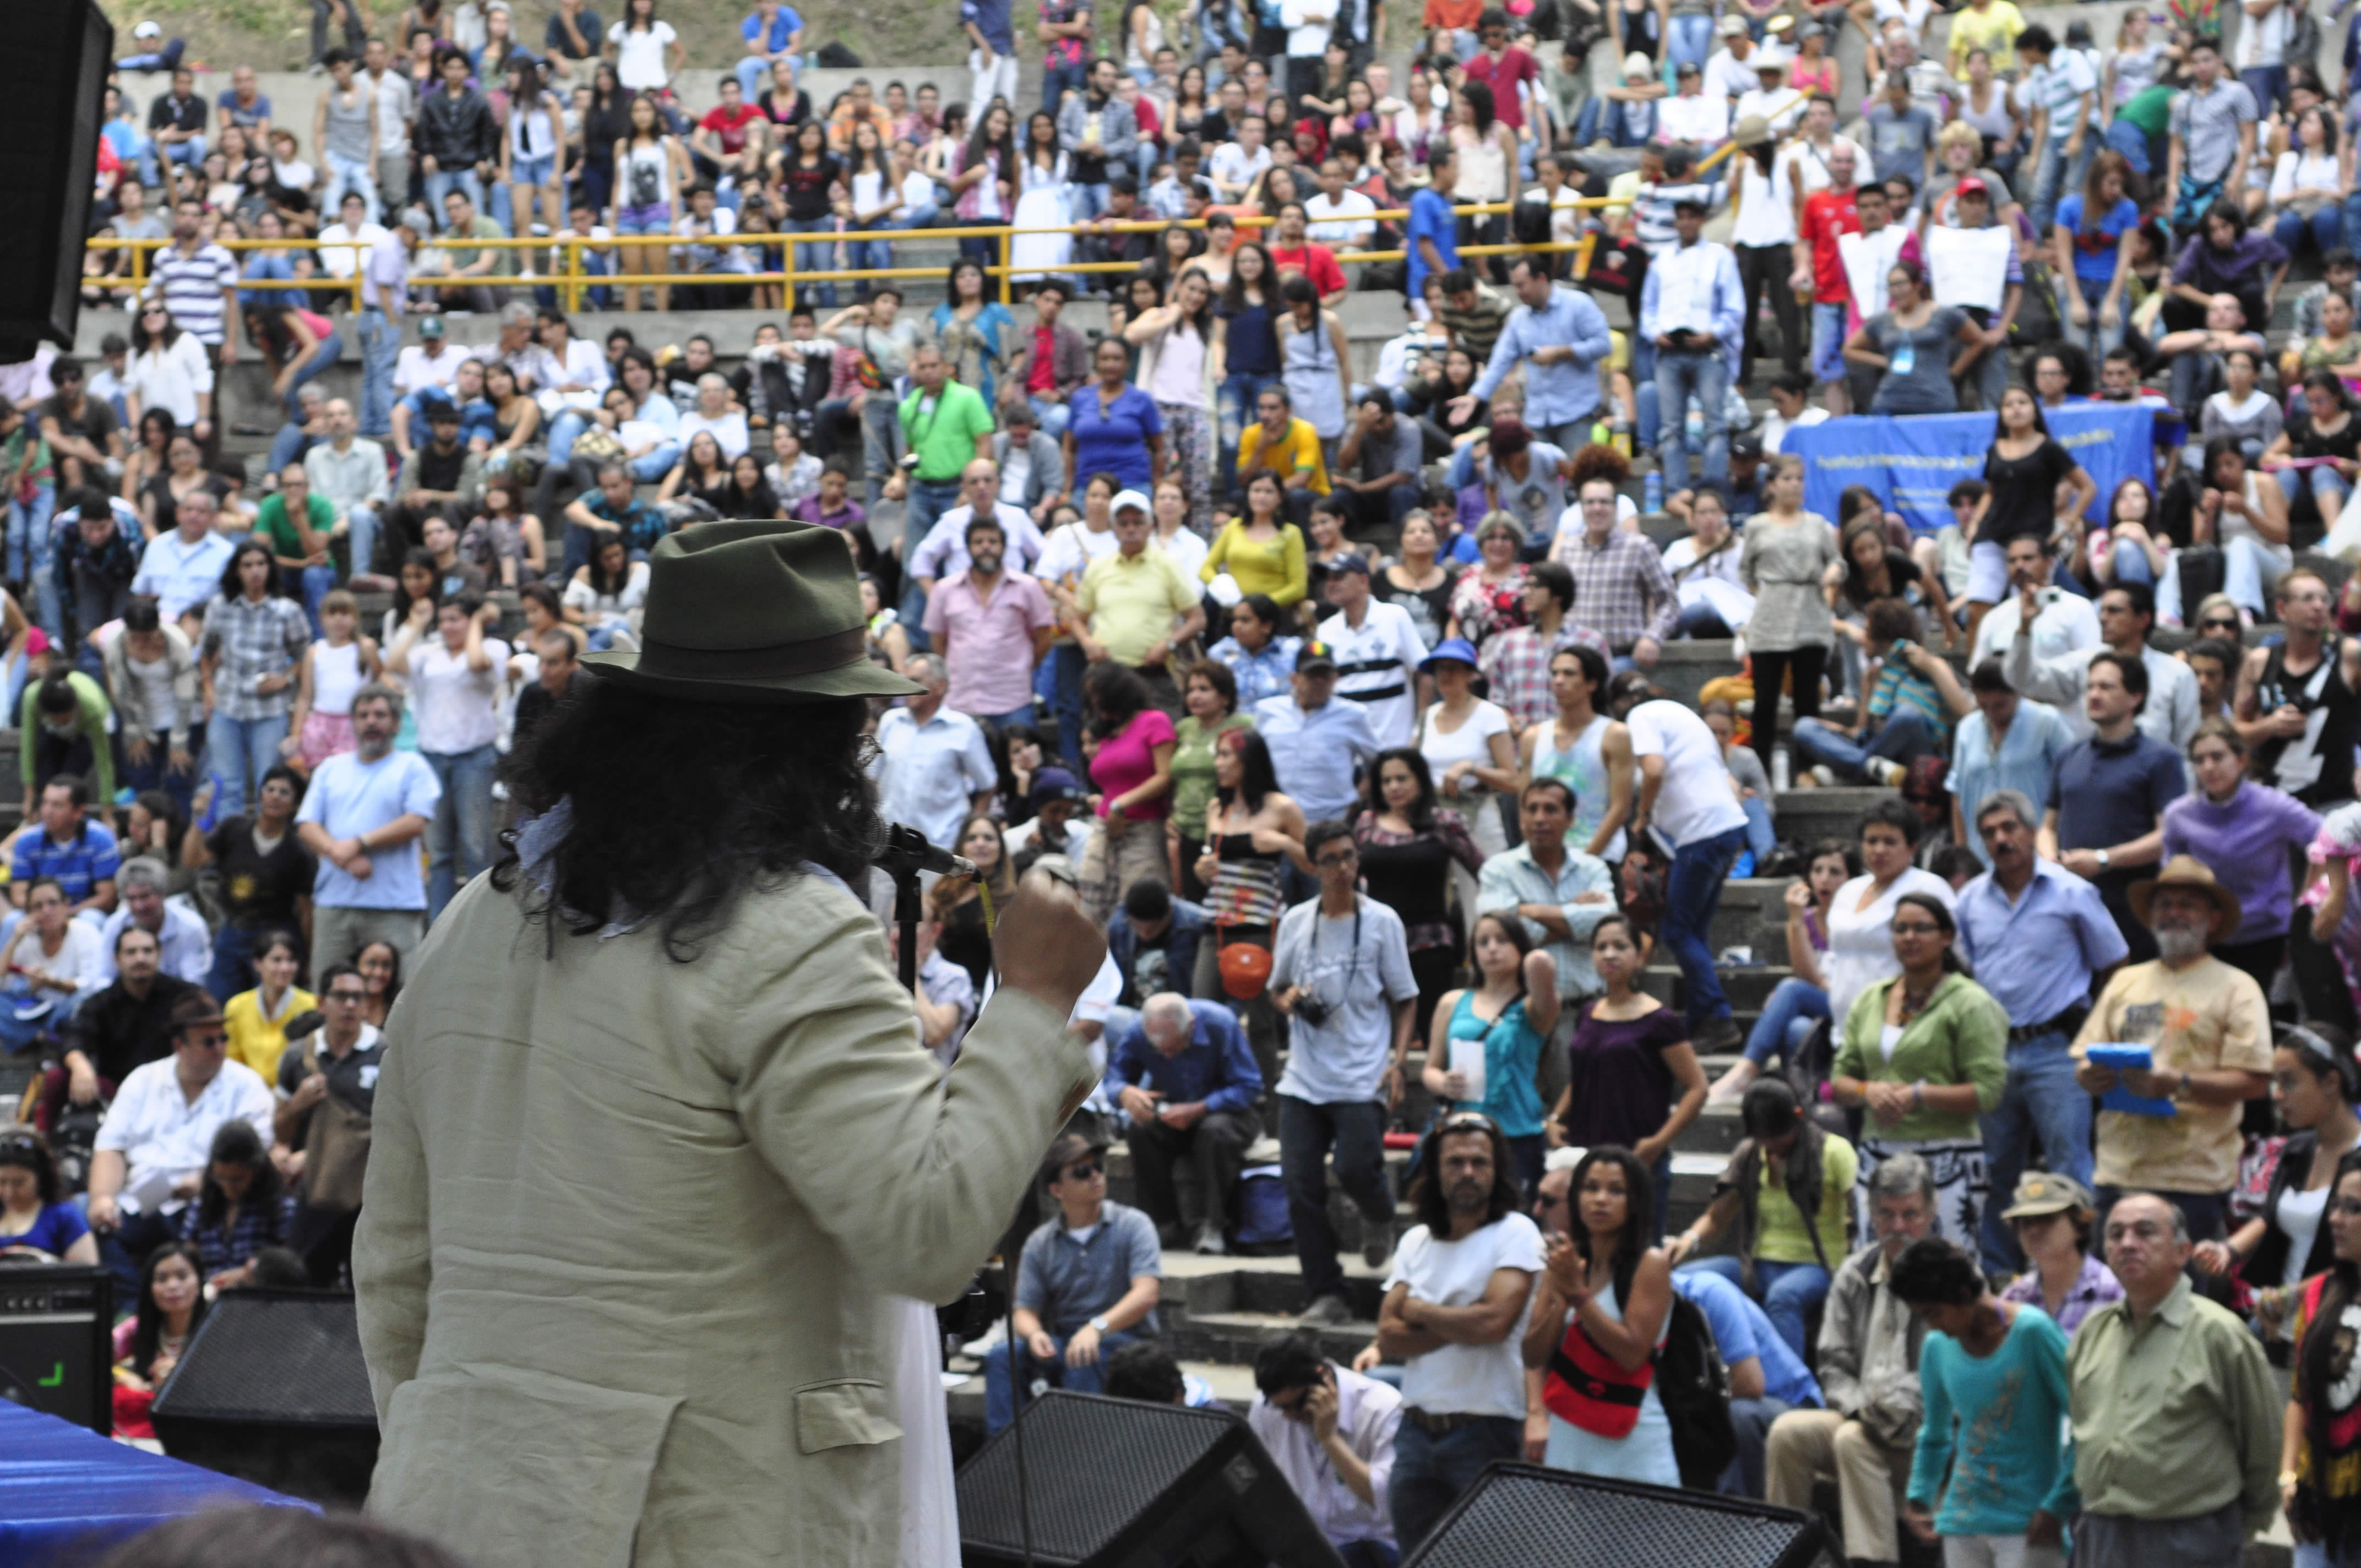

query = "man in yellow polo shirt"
[1235,385,1330,532]
[1076,489,1206,707]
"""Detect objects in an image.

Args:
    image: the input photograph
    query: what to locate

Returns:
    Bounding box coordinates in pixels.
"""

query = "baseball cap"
[418,315,446,339]
[1031,766,1086,807]
[2000,1172,2095,1221]
[1955,175,1990,199]
[1296,640,1339,673]
[1110,488,1151,516]
[1042,1131,1110,1184]
[1622,51,1652,78]
[1717,15,1748,34]
[1728,431,1764,460]
[399,205,434,233]
[134,20,162,39]
[1328,551,1372,578]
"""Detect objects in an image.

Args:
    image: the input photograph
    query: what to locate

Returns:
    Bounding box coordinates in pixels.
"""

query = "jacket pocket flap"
[374,1367,684,1568]
[794,1377,901,1455]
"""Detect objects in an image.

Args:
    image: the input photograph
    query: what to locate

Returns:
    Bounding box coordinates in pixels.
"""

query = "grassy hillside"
[97,0,969,75]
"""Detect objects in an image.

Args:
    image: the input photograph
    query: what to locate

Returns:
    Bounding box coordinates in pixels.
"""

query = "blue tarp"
[0,1398,310,1566]
[1785,404,2163,535]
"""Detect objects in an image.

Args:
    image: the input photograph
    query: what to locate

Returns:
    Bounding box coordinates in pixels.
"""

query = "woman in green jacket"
[1831,891,2010,1253]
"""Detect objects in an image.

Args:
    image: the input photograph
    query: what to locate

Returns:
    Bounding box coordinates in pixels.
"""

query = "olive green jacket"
[1834,971,2010,1143]
[354,869,1091,1568]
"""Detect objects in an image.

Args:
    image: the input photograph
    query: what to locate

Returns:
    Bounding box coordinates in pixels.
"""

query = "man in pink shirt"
[1461,7,1539,137]
[923,512,1057,728]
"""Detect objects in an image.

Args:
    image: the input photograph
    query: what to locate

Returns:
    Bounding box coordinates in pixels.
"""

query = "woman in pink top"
[1079,660,1178,922]
[1788,23,1839,97]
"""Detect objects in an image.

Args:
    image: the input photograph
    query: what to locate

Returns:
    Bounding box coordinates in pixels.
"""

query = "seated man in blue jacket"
[1107,877,1209,1006]
[1106,992,1264,1257]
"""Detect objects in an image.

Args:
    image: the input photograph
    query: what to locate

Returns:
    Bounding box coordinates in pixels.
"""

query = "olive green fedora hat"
[581,520,924,703]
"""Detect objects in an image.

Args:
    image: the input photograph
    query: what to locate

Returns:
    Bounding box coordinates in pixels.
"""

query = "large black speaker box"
[0,1263,111,1432]
[1405,1463,1840,1568]
[957,1391,1343,1568]
[150,1290,378,1506]
[0,0,110,356]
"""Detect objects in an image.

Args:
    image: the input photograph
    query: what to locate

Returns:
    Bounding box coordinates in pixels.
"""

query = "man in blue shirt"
[12,775,121,917]
[1673,1266,1825,1500]
[560,461,668,575]
[1638,197,1745,496]
[1954,789,2129,1277]
[1406,147,1460,308]
[1454,256,1615,454]
[733,1,805,99]
[1946,665,2076,869]
[1106,878,1209,1005]
[2041,650,2185,963]
[1106,993,1264,1255]
[1253,643,1380,825]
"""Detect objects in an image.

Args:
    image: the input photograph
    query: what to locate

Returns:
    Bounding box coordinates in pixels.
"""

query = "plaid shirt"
[176,1190,298,1278]
[200,594,311,722]
[1550,527,1680,651]
[1208,633,1302,712]
[1477,620,1612,729]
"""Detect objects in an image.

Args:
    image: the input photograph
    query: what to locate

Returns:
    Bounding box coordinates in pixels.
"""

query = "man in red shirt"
[692,77,767,190]
[1266,202,1349,304]
[1790,140,1862,413]
[1017,280,1090,437]
[1461,7,1541,138]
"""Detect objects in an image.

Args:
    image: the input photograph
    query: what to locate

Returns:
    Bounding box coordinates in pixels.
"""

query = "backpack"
[1657,1292,1738,1489]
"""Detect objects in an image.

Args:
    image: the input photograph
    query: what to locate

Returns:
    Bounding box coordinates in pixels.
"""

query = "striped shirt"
[148,243,239,346]
[1867,658,1955,748]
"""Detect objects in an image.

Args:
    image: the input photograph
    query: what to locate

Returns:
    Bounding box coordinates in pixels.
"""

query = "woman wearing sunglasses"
[1829,892,2009,1253]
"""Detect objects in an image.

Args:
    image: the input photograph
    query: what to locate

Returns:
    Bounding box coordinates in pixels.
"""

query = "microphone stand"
[874,823,1035,1567]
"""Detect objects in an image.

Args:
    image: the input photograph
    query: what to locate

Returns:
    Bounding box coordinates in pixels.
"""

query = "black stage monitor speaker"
[957,1390,1345,1568]
[0,0,112,357]
[1405,1463,1840,1568]
[0,1263,112,1432]
[150,1289,379,1506]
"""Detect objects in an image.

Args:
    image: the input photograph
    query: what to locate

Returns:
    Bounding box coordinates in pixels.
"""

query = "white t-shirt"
[410,637,511,755]
[1762,406,1830,455]
[679,409,751,461]
[1624,700,1749,849]
[608,19,678,89]
[1385,1212,1548,1419]
[1823,865,1956,1026]
[318,221,390,279]
[2235,0,2289,68]
[1418,699,1511,788]
[1304,188,1379,247]
[124,646,182,732]
[394,344,466,396]
[1208,141,1272,194]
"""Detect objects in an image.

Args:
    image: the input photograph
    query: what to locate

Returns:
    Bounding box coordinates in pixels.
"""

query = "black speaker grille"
[153,1292,377,1428]
[956,1392,1237,1562]
[1408,1467,1830,1568]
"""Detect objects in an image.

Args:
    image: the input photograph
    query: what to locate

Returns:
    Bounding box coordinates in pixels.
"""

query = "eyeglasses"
[1063,1161,1104,1183]
[1315,852,1357,869]
[2199,617,2239,631]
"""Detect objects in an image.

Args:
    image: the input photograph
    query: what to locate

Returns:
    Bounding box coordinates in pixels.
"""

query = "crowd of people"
[25,0,2361,1562]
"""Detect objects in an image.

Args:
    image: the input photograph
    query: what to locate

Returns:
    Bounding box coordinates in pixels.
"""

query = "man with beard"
[1374,1112,1543,1553]
[294,683,441,972]
[2071,858,2271,1246]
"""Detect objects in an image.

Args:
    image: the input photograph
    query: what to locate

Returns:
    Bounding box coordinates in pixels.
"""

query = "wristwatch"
[2095,849,2111,871]
[1088,1315,1112,1335]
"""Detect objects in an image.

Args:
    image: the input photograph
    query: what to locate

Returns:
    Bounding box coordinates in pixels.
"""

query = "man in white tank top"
[1516,643,1634,863]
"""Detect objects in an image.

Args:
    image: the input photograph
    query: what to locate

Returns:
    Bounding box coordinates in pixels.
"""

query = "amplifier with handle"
[0,1262,112,1433]
[150,1289,378,1506]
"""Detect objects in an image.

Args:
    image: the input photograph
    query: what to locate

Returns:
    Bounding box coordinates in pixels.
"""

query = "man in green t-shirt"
[891,342,995,631]
[256,461,341,627]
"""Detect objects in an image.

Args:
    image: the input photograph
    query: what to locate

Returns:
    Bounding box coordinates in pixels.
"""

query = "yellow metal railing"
[89,195,1639,315]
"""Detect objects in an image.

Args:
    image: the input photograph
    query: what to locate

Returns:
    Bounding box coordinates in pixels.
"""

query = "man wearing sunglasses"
[83,990,274,1298]
[983,1131,1165,1435]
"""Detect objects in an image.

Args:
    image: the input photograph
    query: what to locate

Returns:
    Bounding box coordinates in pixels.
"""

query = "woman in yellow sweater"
[222,930,316,1086]
[1200,470,1308,607]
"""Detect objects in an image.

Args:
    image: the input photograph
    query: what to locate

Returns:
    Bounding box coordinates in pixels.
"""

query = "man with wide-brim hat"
[354,520,1111,1568]
[2070,854,2271,1248]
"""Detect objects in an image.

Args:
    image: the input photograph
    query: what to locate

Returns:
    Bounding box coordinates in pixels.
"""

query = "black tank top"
[2256,640,2361,807]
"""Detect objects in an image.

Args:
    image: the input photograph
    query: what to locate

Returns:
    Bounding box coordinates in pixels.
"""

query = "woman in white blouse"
[125,303,216,444]
[2270,104,2344,260]
[676,372,750,460]
[1821,797,1957,1033]
[1415,635,1520,918]
[0,878,103,1049]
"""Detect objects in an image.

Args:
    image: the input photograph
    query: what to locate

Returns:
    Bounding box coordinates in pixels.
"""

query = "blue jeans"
[1215,371,1282,500]
[1041,59,1089,111]
[423,742,499,921]
[356,309,400,438]
[163,133,208,168]
[422,166,486,225]
[120,721,203,826]
[1068,182,1110,222]
[1790,707,1936,784]
[1744,976,1829,1067]
[2276,204,2343,259]
[1653,348,1727,493]
[1723,1395,1798,1498]
[348,502,380,582]
[2071,273,2126,365]
[2103,115,2155,177]
[1978,1031,2094,1276]
[785,215,839,306]
[902,476,966,579]
[1029,394,1071,439]
[2109,536,2155,586]
[547,408,589,466]
[7,486,57,638]
[1677,1254,1830,1364]
[1664,11,1715,69]
[206,919,262,1004]
[2276,462,2354,527]
[293,564,339,634]
[1661,824,1747,1031]
[628,443,679,484]
[2242,64,2288,116]
[284,328,344,422]
[981,1329,1142,1434]
[1390,1414,1521,1554]
[844,224,895,275]
[2027,134,2097,238]
[1278,1094,1394,1305]
[323,150,379,224]
[1041,640,1087,765]
[208,712,290,820]
[267,422,314,475]
[1739,792,1775,862]
[734,54,799,99]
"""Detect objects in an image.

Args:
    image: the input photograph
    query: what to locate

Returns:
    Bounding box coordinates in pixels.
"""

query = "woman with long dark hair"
[1423,912,1560,1196]
[223,927,316,1085]
[1169,660,1247,901]
[1190,727,1306,1086]
[925,812,1016,990]
[1448,81,1519,277]
[576,62,632,215]
[948,102,1017,263]
[2283,1146,2361,1561]
[203,539,309,819]
[175,1119,296,1288]
[1731,120,1799,384]
[355,938,403,1028]
[503,55,568,263]
[2198,1023,2360,1330]
[1125,266,1218,533]
[611,91,692,311]
[0,1129,97,1264]
[1962,385,2093,651]
[112,1240,204,1438]
[1209,239,1280,501]
[126,304,214,449]
[927,257,1019,407]
[1009,110,1074,288]
[604,0,683,94]
[1672,1077,1854,1359]
[1552,913,1708,1234]
[1078,659,1177,923]
[1831,890,2009,1250]
[1523,1143,1678,1483]
[2264,369,2361,544]
[1355,747,1486,1040]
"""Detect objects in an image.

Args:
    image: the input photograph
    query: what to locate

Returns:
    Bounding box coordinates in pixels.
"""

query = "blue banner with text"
[1783,404,2157,536]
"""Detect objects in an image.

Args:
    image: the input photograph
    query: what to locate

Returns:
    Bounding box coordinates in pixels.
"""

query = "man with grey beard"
[2070,857,2271,1246]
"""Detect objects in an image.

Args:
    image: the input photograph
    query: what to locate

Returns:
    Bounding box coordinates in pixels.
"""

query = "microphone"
[874,823,977,882]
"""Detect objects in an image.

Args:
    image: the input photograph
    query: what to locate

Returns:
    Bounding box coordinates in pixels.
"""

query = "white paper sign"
[1449,1031,1488,1108]
[1925,224,2015,312]
[1837,226,1908,322]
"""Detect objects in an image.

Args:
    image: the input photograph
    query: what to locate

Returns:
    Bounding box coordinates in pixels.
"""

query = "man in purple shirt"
[923,514,1056,728]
